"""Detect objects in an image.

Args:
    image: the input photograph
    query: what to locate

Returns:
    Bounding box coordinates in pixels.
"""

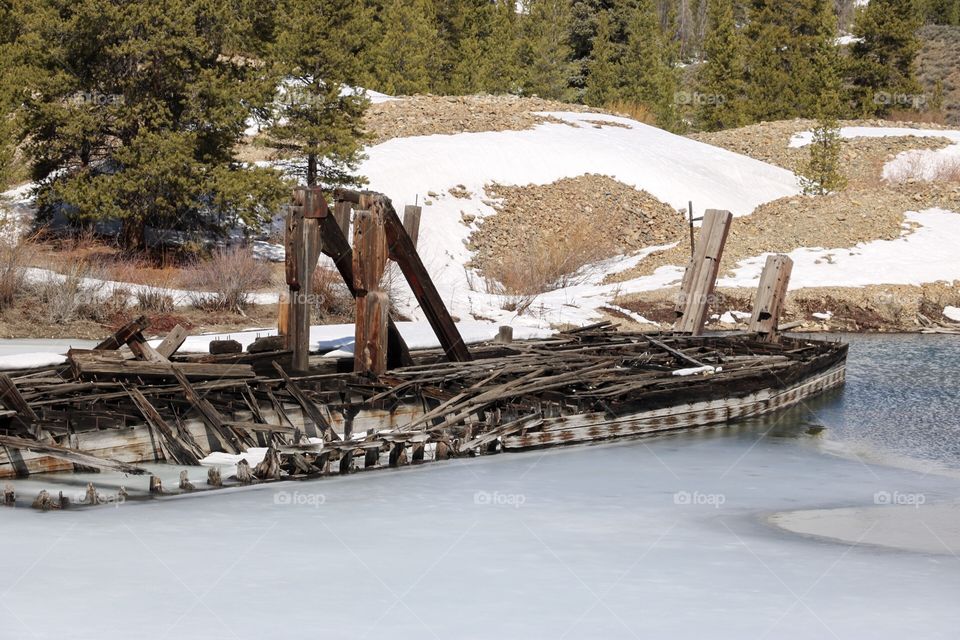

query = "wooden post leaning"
[748,254,793,342]
[674,209,733,335]
[402,204,422,249]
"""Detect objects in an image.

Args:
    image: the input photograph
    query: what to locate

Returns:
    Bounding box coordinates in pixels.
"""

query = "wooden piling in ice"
[749,254,793,342]
[674,209,732,335]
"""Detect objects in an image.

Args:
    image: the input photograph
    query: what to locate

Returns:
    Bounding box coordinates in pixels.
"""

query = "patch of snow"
[835,35,862,46]
[812,311,833,320]
[944,306,960,322]
[718,311,737,324]
[252,240,286,262]
[0,352,68,370]
[672,365,720,376]
[717,209,960,289]
[603,304,657,326]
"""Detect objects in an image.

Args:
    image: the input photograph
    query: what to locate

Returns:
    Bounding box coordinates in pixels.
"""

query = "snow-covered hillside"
[362,113,960,331]
[361,110,800,329]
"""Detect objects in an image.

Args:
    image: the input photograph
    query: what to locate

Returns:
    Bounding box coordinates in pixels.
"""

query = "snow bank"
[717,208,960,289]
[945,306,960,322]
[0,352,68,370]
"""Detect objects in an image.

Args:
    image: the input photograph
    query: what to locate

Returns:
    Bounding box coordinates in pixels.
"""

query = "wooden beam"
[94,316,149,350]
[674,209,732,335]
[127,387,201,465]
[128,339,167,363]
[317,210,413,368]
[380,196,471,362]
[748,254,793,341]
[172,369,243,453]
[271,362,339,441]
[402,204,422,249]
[333,201,351,239]
[0,434,147,475]
[155,325,188,359]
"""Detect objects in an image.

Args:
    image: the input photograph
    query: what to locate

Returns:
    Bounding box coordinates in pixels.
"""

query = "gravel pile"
[468,174,687,275]
[364,94,598,145]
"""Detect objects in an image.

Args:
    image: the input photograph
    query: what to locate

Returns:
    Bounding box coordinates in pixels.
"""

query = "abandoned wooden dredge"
[0,188,847,506]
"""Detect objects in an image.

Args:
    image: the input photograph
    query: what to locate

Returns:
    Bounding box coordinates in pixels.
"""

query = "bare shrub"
[34,261,111,323]
[886,152,960,184]
[135,288,175,313]
[0,241,34,311]
[310,266,353,321]
[185,247,274,314]
[483,225,615,298]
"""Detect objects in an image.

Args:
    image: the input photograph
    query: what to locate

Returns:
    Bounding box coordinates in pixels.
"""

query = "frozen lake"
[1,334,959,639]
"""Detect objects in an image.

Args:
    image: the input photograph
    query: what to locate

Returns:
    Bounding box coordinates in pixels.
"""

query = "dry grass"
[185,247,275,314]
[483,225,615,299]
[0,242,34,311]
[604,99,655,125]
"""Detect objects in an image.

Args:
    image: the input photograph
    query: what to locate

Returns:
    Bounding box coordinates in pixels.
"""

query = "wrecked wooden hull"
[0,328,848,481]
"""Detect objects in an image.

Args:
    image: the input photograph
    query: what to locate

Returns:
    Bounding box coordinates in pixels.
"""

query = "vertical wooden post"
[748,254,793,341]
[403,205,422,249]
[353,205,389,375]
[333,201,351,240]
[674,209,732,335]
[286,187,326,372]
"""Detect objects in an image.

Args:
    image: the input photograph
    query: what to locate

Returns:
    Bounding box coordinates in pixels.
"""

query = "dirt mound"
[468,174,686,285]
[364,94,597,145]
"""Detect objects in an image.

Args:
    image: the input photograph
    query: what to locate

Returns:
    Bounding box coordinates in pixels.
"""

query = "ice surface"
[1,335,959,639]
[2,432,960,639]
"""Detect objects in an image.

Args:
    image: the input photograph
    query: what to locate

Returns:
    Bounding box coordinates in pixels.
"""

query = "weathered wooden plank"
[155,325,188,358]
[355,291,389,375]
[172,369,243,453]
[94,316,149,350]
[380,196,471,362]
[128,339,168,363]
[674,209,732,335]
[69,352,255,381]
[748,254,793,341]
[0,434,147,475]
[333,200,351,238]
[402,204,422,249]
[127,388,201,465]
[271,362,338,441]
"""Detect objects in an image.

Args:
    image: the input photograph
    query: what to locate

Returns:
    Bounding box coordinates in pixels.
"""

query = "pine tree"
[447,0,519,94]
[620,0,681,129]
[798,118,847,195]
[369,0,439,95]
[925,0,960,25]
[848,0,924,117]
[266,0,372,188]
[743,0,844,121]
[584,10,620,106]
[696,0,747,130]
[14,0,286,252]
[518,0,576,101]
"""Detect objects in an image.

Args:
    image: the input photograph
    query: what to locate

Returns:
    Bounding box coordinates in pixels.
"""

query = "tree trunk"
[307,153,317,187]
[121,218,146,253]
